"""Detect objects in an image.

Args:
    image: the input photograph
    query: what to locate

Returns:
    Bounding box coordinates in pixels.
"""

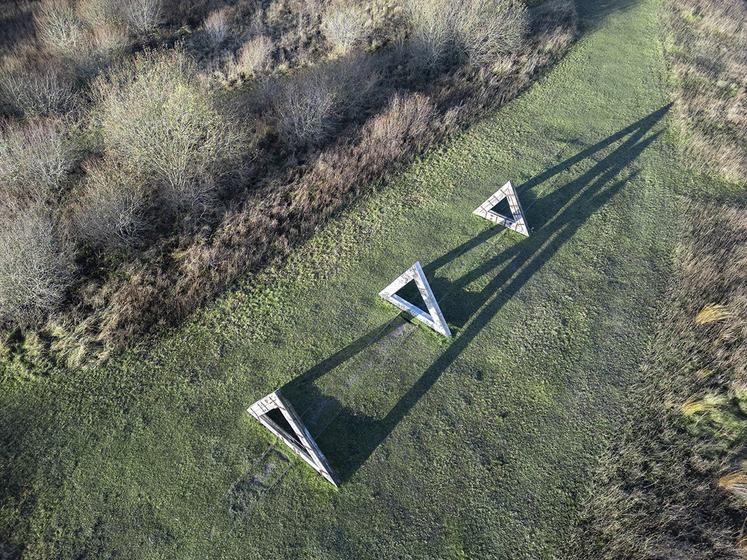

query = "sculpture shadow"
[281,104,670,484]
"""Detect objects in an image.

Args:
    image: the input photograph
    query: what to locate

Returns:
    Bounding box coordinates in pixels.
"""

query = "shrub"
[237,35,274,77]
[72,160,147,251]
[0,58,77,117]
[366,92,435,160]
[122,0,162,34]
[91,49,245,214]
[273,70,339,148]
[402,0,451,71]
[34,0,92,57]
[0,119,76,205]
[34,0,130,74]
[404,0,528,70]
[0,203,74,326]
[204,8,229,46]
[455,0,527,65]
[273,56,379,148]
[322,1,368,54]
[76,0,125,27]
[90,22,131,57]
[75,0,131,57]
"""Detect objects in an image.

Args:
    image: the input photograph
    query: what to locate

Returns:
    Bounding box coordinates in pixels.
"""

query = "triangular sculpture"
[379,261,451,337]
[247,390,338,486]
[473,181,529,236]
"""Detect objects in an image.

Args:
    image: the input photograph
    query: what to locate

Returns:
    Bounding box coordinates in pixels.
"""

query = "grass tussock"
[663,0,747,185]
[575,202,747,560]
[0,0,577,365]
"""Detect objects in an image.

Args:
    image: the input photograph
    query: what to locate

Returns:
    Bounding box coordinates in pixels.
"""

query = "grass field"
[0,0,732,558]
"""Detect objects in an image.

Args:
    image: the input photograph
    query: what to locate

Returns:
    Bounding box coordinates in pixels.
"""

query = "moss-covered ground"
[0,0,719,557]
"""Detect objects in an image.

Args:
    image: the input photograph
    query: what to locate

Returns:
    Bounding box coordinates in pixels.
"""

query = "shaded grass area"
[0,0,717,558]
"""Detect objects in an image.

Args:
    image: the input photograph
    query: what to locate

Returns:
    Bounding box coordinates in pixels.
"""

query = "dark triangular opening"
[395,279,429,314]
[489,197,514,220]
[264,407,305,450]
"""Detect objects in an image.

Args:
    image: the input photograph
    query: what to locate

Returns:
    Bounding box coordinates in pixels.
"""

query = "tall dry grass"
[663,0,746,185]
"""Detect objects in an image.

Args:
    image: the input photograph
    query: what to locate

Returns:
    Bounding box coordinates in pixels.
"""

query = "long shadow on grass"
[576,0,641,29]
[281,104,670,484]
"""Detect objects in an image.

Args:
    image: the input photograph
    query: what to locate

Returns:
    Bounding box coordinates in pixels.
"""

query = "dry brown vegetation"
[575,201,747,559]
[0,0,577,366]
[663,0,746,185]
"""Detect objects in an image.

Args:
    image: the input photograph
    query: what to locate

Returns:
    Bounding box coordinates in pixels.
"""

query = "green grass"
[0,0,730,558]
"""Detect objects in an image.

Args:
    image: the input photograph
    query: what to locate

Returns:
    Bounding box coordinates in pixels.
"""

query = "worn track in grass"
[0,0,710,558]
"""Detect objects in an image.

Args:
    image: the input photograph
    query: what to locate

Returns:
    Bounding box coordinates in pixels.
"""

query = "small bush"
[72,160,147,251]
[90,22,131,57]
[91,49,245,214]
[403,0,452,71]
[322,1,368,54]
[273,70,340,148]
[0,58,78,117]
[455,0,528,65]
[0,203,74,326]
[76,0,125,27]
[273,56,379,148]
[34,0,130,74]
[34,0,92,57]
[404,0,528,70]
[366,92,435,160]
[122,0,162,34]
[204,8,229,46]
[0,119,76,205]
[237,35,274,77]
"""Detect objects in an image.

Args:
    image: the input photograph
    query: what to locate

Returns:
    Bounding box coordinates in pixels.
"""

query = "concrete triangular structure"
[379,261,451,337]
[473,181,529,236]
[247,390,338,486]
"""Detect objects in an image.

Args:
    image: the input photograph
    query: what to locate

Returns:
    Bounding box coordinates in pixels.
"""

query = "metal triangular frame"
[473,181,530,236]
[379,261,451,337]
[247,390,338,486]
